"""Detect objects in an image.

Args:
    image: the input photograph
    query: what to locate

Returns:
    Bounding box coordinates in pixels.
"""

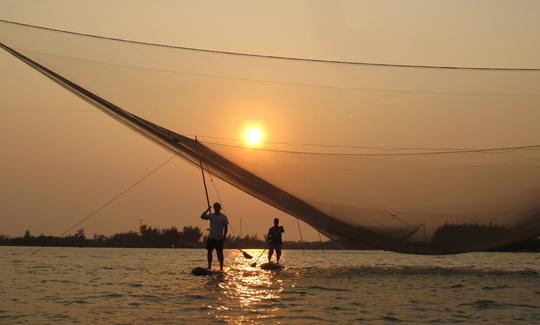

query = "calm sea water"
[1,246,539,324]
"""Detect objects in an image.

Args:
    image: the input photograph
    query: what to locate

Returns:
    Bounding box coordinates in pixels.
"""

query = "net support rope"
[1,19,539,71]
[30,154,176,256]
[296,218,305,253]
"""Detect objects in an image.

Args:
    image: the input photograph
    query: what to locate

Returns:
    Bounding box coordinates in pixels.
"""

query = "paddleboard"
[191,267,224,276]
[260,262,284,270]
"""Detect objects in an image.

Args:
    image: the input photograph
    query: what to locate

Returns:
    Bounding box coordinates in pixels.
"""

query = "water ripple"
[2,247,540,324]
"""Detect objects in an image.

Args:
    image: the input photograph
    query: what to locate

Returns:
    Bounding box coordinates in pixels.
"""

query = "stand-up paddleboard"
[191,267,224,276]
[260,262,284,270]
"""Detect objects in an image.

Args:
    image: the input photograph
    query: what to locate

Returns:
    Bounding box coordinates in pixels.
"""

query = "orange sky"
[1,0,539,240]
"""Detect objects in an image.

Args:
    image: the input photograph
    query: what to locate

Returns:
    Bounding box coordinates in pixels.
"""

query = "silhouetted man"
[267,218,284,264]
[201,202,228,271]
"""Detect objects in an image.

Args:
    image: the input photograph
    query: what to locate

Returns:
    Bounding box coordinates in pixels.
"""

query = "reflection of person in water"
[200,202,228,271]
[267,218,284,264]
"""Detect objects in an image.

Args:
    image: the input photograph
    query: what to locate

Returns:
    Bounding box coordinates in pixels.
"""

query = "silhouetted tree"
[93,233,107,243]
[108,231,141,247]
[432,222,507,247]
[181,226,202,243]
[75,228,85,241]
[163,226,180,247]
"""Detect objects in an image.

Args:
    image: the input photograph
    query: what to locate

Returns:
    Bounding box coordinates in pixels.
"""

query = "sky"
[1,0,540,241]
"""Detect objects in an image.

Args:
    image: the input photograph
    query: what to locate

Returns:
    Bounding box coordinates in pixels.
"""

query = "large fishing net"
[2,19,540,254]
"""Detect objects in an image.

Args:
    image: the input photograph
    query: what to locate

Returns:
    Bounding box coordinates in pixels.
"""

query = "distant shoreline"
[2,242,540,253]
[1,245,540,253]
[2,224,539,252]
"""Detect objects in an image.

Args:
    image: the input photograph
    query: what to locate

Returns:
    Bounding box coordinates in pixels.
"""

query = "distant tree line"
[432,222,507,246]
[432,222,540,252]
[0,226,203,249]
[1,223,538,251]
[0,224,337,250]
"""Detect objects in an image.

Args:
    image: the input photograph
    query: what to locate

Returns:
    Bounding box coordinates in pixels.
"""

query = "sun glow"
[244,126,264,147]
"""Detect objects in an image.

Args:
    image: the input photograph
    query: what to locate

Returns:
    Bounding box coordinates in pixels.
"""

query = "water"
[1,247,539,324]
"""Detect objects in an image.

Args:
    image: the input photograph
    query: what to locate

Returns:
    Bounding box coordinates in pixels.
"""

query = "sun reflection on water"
[204,250,288,322]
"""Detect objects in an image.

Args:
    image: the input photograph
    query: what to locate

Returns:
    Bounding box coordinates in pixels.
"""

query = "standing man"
[267,218,284,264]
[201,202,228,271]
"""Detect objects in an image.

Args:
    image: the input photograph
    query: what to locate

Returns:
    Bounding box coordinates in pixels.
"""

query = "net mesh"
[2,20,540,253]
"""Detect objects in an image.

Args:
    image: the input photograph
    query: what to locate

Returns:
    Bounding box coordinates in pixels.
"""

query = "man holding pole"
[201,202,228,271]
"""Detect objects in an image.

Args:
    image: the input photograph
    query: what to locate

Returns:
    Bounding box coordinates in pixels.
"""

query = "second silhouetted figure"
[267,218,284,264]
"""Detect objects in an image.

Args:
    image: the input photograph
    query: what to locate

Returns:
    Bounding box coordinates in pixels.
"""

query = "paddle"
[250,249,267,267]
[240,249,253,259]
[197,140,252,260]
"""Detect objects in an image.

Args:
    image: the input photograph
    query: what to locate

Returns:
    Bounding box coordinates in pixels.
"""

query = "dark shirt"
[268,226,284,245]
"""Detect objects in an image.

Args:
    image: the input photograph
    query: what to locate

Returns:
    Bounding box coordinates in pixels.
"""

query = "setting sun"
[244,127,264,147]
